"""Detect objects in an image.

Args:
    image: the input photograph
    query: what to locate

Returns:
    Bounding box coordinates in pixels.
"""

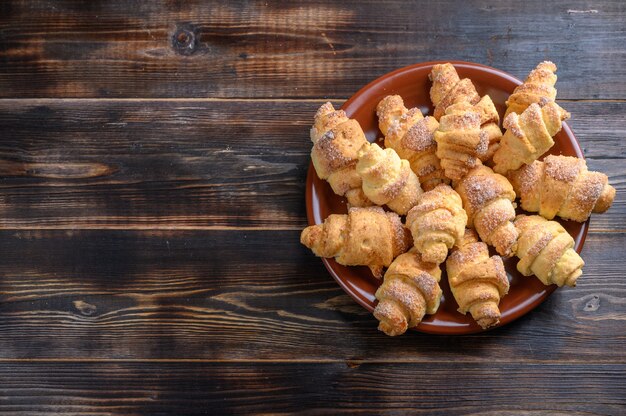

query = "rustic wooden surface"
[0,1,625,414]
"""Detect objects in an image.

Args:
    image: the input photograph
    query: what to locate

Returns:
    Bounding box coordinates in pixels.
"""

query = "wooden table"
[1,1,624,414]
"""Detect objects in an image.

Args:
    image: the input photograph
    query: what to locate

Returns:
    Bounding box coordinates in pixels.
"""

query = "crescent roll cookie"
[374,248,442,336]
[310,102,372,207]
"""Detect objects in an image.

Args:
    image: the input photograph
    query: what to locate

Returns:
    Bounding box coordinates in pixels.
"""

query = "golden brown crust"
[513,215,584,287]
[300,207,411,278]
[434,105,487,182]
[429,63,461,108]
[429,64,502,162]
[454,166,518,257]
[429,63,480,120]
[505,61,558,118]
[405,184,468,264]
[374,248,442,336]
[493,101,570,174]
[471,95,502,161]
[310,102,372,207]
[376,95,448,191]
[446,229,509,329]
[441,98,503,165]
[507,155,615,222]
[430,64,511,180]
[356,143,423,215]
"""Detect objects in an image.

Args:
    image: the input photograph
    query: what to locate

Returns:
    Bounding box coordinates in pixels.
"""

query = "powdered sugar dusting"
[512,163,539,196]
[315,102,335,119]
[454,111,481,129]
[477,130,489,155]
[406,107,421,119]
[492,256,508,293]
[404,119,436,152]
[382,168,408,199]
[322,130,335,141]
[449,242,483,267]
[382,279,420,315]
[418,164,437,177]
[476,203,513,237]
[503,112,519,131]
[527,61,557,81]
[388,212,410,255]
[373,300,407,334]
[462,174,499,210]
[314,130,352,171]
[565,171,606,218]
[544,155,582,182]
[527,231,552,258]
[387,119,401,137]
[410,272,438,303]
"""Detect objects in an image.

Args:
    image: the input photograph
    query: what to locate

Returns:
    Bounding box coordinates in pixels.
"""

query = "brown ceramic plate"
[305,61,588,335]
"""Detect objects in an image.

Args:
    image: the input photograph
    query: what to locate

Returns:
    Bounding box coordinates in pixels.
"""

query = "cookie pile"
[301,62,615,335]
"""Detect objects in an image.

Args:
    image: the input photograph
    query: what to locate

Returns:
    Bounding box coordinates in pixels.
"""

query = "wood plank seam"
[0,358,623,364]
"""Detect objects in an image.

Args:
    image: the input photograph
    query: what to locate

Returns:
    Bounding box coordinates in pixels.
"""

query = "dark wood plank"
[0,100,623,230]
[1,0,625,98]
[565,101,626,159]
[0,229,623,361]
[584,159,625,232]
[0,99,313,229]
[0,362,623,415]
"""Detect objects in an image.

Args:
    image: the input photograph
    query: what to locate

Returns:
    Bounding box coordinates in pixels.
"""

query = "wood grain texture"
[0,100,623,230]
[1,1,625,413]
[0,362,624,415]
[0,99,311,229]
[0,0,625,98]
[0,229,623,361]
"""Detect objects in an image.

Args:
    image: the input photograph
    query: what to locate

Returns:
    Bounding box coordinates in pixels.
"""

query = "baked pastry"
[505,61,558,118]
[356,143,422,215]
[429,63,480,120]
[376,95,447,190]
[507,155,615,222]
[374,248,442,336]
[435,104,488,181]
[470,95,503,162]
[492,101,570,174]
[443,95,502,163]
[513,215,584,287]
[454,165,518,257]
[429,64,502,162]
[300,206,411,278]
[446,229,509,329]
[310,102,371,206]
[303,62,606,335]
[405,184,467,264]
